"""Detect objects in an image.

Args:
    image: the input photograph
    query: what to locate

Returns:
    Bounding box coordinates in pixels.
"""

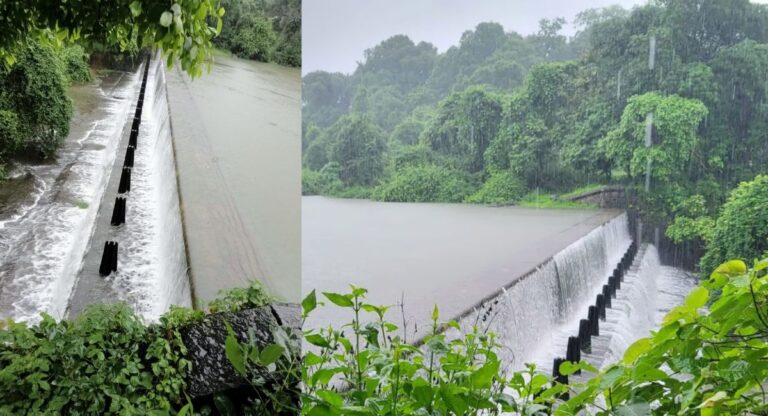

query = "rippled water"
[0,72,137,322]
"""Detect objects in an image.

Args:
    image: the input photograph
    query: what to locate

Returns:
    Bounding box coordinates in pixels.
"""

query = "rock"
[180,303,300,398]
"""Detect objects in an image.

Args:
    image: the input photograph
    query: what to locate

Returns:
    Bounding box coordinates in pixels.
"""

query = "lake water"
[302,196,621,340]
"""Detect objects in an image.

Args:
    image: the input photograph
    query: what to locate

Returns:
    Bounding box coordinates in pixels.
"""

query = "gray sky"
[302,0,648,74]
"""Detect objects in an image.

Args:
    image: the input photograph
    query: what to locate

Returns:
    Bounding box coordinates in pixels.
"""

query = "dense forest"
[214,0,301,66]
[302,0,768,272]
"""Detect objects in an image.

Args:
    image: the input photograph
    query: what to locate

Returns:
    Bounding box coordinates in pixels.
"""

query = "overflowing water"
[105,57,190,319]
[67,55,190,320]
[452,213,633,367]
[0,72,138,322]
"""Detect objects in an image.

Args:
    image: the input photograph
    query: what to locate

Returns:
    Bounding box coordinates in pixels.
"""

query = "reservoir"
[302,196,620,339]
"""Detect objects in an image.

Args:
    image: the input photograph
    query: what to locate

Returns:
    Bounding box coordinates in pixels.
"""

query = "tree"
[373,164,472,203]
[423,86,503,173]
[0,40,72,159]
[329,114,386,186]
[0,0,225,76]
[601,92,707,185]
[700,175,768,276]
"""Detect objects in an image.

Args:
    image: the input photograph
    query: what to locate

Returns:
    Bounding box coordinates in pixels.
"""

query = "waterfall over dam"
[68,54,190,319]
[0,67,140,322]
[450,214,695,372]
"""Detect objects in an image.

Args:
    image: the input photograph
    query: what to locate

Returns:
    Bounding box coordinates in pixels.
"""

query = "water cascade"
[452,213,632,367]
[0,64,139,322]
[67,54,190,320]
[561,245,695,378]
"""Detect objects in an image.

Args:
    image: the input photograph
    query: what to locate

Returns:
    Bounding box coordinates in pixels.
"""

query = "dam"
[0,52,300,323]
[302,197,695,371]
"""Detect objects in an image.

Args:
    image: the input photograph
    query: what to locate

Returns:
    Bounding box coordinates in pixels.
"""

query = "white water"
[106,57,191,320]
[0,74,138,322]
[451,213,632,367]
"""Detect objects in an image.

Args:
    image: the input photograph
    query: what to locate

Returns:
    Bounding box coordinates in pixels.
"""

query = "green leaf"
[316,389,343,408]
[129,1,142,17]
[323,292,354,308]
[302,290,317,317]
[259,344,284,366]
[623,338,652,365]
[305,334,331,348]
[224,324,245,375]
[160,11,173,27]
[432,304,439,321]
[470,359,500,389]
[684,286,709,309]
[714,260,747,277]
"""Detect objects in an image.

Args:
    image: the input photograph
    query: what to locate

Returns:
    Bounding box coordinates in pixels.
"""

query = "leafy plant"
[300,286,560,415]
[299,256,768,415]
[373,164,474,203]
[223,324,301,415]
[465,170,526,204]
[207,280,274,314]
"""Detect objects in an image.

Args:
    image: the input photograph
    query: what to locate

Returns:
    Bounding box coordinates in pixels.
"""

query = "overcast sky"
[302,0,650,74]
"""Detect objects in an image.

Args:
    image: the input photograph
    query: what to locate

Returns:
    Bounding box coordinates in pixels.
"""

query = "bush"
[0,40,72,159]
[0,305,195,414]
[300,256,768,415]
[230,14,277,62]
[59,44,92,83]
[465,170,526,204]
[373,164,473,202]
[0,110,22,158]
[0,281,281,414]
[700,174,768,276]
[302,168,342,196]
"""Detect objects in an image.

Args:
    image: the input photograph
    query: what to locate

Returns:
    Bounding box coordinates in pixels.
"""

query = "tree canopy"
[0,0,225,76]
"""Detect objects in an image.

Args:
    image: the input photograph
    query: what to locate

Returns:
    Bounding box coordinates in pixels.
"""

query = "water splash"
[108,56,191,320]
[451,213,632,367]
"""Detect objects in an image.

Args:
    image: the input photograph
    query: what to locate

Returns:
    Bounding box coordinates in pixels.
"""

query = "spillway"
[451,213,633,367]
[67,54,190,319]
[449,214,695,373]
[0,70,138,322]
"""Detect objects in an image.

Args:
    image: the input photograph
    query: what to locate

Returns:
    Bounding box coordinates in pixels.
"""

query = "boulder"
[180,303,300,398]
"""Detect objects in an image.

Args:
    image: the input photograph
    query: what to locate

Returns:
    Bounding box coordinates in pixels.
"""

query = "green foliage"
[423,86,504,173]
[601,92,708,184]
[59,44,92,83]
[302,168,340,196]
[0,0,224,77]
[0,110,22,160]
[208,280,274,314]
[223,324,301,415]
[0,39,72,159]
[330,114,386,187]
[301,256,768,415]
[700,175,768,276]
[519,191,594,209]
[0,281,292,414]
[301,286,559,415]
[215,0,300,66]
[556,257,768,415]
[228,13,276,62]
[373,165,473,203]
[0,304,194,414]
[465,170,526,205]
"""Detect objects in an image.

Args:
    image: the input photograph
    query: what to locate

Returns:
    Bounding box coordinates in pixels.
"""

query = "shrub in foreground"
[0,281,289,415]
[300,256,768,415]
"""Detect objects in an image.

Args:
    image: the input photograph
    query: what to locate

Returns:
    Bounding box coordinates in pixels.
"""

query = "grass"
[518,191,596,209]
[74,199,89,209]
[559,183,607,199]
